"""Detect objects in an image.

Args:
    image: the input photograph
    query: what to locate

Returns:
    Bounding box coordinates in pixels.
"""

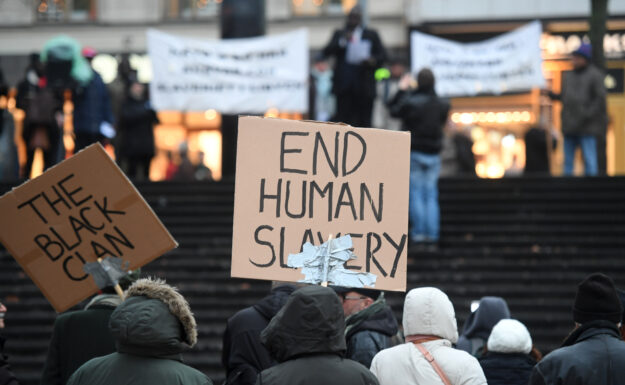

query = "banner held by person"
[411,20,545,97]
[231,117,410,292]
[0,144,178,312]
[147,29,309,113]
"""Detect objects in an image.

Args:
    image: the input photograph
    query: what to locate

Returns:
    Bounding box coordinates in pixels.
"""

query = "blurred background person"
[548,43,606,176]
[194,151,213,181]
[388,68,450,245]
[116,80,157,180]
[524,126,555,176]
[0,69,18,182]
[173,142,196,181]
[318,5,387,127]
[478,319,538,385]
[440,123,476,177]
[311,60,335,122]
[72,47,114,152]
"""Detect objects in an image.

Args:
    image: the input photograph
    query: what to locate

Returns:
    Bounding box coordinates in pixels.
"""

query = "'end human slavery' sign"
[0,144,177,312]
[232,117,410,291]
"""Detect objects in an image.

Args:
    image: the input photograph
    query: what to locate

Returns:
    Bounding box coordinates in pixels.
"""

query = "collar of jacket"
[116,342,184,362]
[562,319,621,347]
[84,293,122,310]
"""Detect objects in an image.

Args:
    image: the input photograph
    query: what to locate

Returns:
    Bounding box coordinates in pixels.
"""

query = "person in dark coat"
[221,284,296,385]
[548,43,606,176]
[524,126,553,175]
[456,296,510,357]
[0,302,19,385]
[478,319,536,385]
[66,278,211,385]
[529,273,625,385]
[258,286,378,385]
[319,6,387,128]
[72,47,114,152]
[117,80,158,180]
[332,287,399,368]
[41,273,139,385]
[388,68,450,244]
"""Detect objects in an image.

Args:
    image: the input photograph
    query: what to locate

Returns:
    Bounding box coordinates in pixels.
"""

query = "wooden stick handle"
[321,234,333,287]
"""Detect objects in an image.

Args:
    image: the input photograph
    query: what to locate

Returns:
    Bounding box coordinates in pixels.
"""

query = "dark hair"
[417,68,435,91]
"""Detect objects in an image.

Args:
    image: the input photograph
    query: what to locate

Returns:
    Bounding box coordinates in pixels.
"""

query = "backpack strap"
[414,343,452,385]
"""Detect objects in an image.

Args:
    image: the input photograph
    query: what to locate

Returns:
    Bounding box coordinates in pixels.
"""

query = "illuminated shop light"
[452,111,532,125]
[204,109,217,120]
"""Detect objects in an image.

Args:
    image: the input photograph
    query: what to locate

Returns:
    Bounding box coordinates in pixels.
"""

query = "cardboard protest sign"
[232,117,410,291]
[0,144,177,312]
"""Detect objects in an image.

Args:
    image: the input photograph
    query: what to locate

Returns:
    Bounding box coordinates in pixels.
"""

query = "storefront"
[416,18,625,177]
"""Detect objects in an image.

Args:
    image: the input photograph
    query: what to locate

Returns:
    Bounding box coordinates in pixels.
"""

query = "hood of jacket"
[261,285,346,363]
[487,319,532,354]
[109,278,197,359]
[461,296,510,340]
[403,287,459,343]
[254,284,297,320]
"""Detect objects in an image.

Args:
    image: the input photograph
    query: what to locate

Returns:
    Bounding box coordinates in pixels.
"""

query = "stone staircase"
[1,176,624,384]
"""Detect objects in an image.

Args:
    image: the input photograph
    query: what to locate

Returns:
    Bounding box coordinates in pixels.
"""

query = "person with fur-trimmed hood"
[66,278,211,385]
[478,319,537,385]
[257,286,378,385]
[370,287,486,385]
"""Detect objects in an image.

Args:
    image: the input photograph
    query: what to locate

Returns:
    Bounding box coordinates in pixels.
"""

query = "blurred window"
[291,0,356,16]
[36,0,96,22]
[165,0,220,20]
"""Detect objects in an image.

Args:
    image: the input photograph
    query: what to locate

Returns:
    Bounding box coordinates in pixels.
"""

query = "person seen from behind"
[478,319,538,385]
[388,68,450,246]
[222,283,296,385]
[456,296,510,357]
[370,287,486,385]
[257,285,379,385]
[66,278,211,385]
[529,273,625,385]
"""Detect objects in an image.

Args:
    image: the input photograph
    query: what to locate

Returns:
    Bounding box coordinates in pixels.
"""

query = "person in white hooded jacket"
[370,287,486,385]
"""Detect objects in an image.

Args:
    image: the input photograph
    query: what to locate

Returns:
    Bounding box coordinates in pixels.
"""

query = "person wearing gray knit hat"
[529,273,625,385]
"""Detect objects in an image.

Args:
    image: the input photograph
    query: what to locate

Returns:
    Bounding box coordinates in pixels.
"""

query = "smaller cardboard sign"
[0,144,177,312]
[231,117,410,291]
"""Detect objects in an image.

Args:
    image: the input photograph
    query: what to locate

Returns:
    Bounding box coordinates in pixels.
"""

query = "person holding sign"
[41,271,140,385]
[318,6,387,128]
[388,69,450,245]
[258,286,379,385]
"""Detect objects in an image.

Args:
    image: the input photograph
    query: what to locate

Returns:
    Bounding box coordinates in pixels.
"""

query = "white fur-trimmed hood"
[487,319,532,354]
[125,278,198,347]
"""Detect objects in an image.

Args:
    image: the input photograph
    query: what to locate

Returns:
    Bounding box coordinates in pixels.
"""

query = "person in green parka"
[66,278,211,385]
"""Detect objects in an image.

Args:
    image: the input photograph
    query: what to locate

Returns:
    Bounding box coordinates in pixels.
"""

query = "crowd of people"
[1,272,624,385]
[0,46,212,183]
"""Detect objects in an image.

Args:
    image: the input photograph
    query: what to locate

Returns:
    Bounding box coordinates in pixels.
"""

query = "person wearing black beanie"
[529,273,625,385]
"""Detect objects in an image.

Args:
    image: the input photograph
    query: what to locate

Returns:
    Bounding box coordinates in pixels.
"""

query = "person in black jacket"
[318,6,386,128]
[221,284,295,385]
[117,80,158,180]
[258,286,378,385]
[332,287,398,368]
[478,319,537,385]
[0,302,19,385]
[388,68,450,244]
[529,273,625,385]
[41,272,139,385]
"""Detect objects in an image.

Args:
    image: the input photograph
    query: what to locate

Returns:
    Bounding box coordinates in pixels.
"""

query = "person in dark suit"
[319,6,387,128]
